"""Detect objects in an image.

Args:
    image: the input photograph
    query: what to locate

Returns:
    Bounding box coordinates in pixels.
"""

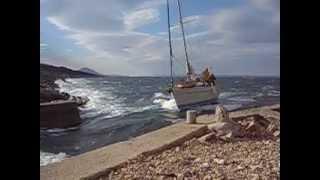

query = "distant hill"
[78,67,103,76]
[40,64,100,87]
[40,63,101,102]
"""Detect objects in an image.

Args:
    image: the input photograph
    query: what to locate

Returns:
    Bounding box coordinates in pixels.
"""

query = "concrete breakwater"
[40,100,81,129]
[40,104,279,180]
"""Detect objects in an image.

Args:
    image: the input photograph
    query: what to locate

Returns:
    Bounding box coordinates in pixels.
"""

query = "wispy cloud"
[41,0,279,76]
[124,8,160,30]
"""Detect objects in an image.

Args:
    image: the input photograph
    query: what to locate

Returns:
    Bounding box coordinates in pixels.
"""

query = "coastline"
[40,64,100,129]
[40,104,280,180]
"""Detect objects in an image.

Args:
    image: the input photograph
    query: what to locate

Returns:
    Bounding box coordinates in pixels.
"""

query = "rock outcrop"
[40,101,81,128]
[40,63,100,103]
[40,63,100,128]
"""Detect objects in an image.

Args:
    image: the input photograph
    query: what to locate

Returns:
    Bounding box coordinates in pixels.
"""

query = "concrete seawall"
[40,104,279,180]
[40,100,81,128]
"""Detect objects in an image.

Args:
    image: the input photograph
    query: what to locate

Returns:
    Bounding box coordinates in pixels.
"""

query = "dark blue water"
[40,76,279,165]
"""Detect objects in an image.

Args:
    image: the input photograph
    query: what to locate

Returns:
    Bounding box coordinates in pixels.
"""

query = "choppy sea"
[40,76,280,166]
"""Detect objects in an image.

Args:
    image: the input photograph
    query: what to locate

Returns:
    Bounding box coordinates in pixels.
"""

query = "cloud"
[41,0,279,76]
[40,43,48,47]
[124,8,160,30]
[40,43,48,53]
[47,16,72,31]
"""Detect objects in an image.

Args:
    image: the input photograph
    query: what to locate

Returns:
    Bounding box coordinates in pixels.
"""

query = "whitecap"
[223,104,242,111]
[228,96,256,102]
[153,92,170,99]
[267,90,280,97]
[262,85,274,91]
[55,78,134,119]
[153,98,178,111]
[255,93,264,97]
[40,151,67,166]
[46,126,79,133]
[219,92,238,98]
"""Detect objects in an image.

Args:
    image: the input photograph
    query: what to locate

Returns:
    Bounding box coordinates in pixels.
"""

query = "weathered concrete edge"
[80,125,209,180]
[229,104,280,118]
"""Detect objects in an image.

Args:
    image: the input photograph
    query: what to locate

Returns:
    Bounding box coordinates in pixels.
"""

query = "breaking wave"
[152,92,178,111]
[40,151,67,166]
[55,79,157,119]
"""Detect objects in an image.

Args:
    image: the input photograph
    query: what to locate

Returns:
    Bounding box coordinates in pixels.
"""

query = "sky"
[40,0,280,76]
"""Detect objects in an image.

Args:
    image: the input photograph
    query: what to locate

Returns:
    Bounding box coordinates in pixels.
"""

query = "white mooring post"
[186,110,197,124]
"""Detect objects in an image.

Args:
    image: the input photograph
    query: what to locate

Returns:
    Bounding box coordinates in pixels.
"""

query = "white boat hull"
[171,85,219,110]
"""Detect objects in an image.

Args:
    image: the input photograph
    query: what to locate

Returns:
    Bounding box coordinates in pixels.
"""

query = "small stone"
[249,173,260,180]
[214,158,225,165]
[194,158,201,163]
[177,173,184,180]
[273,130,280,137]
[225,132,233,138]
[182,170,193,177]
[266,123,276,132]
[236,165,245,170]
[203,175,213,180]
[250,165,262,171]
[201,162,210,168]
[175,146,180,152]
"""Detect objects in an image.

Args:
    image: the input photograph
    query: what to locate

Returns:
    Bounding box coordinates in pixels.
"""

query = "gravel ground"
[103,111,280,180]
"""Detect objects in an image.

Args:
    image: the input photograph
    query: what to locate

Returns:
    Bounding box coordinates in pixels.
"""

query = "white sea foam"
[40,151,67,166]
[255,92,264,97]
[262,85,274,91]
[219,92,239,98]
[267,90,280,97]
[153,92,170,99]
[56,79,133,119]
[46,126,79,133]
[153,95,178,111]
[228,96,256,102]
[223,104,243,111]
[55,78,161,121]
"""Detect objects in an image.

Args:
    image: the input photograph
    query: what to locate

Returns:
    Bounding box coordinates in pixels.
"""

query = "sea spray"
[40,151,67,166]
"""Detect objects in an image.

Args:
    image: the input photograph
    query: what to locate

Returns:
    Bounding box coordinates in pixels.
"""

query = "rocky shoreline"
[105,105,280,180]
[40,64,100,128]
[40,63,100,103]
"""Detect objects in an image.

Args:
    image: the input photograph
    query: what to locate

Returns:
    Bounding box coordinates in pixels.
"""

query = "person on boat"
[208,73,216,85]
[201,68,210,85]
[201,67,216,86]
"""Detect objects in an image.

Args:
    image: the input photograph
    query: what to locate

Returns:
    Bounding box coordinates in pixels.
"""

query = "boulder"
[245,119,264,133]
[208,121,241,138]
[71,96,90,106]
[214,105,229,122]
[40,87,70,103]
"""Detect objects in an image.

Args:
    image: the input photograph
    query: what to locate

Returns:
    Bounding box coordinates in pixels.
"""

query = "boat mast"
[177,0,192,78]
[167,0,174,88]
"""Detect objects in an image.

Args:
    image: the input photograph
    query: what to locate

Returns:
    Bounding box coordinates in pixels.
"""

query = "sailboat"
[166,0,219,110]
